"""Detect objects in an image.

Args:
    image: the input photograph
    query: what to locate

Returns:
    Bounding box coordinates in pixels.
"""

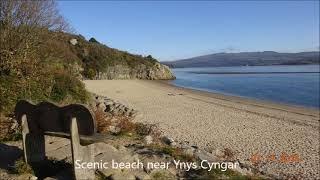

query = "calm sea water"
[171,65,320,108]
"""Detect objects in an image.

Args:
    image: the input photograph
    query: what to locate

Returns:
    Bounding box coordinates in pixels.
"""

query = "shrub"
[0,68,89,116]
[148,144,195,162]
[0,1,89,115]
[84,68,96,79]
[50,71,89,103]
[12,158,34,175]
[135,122,159,136]
[0,73,52,115]
[0,115,21,142]
[94,109,111,133]
[89,37,99,43]
[115,117,136,135]
[0,76,21,114]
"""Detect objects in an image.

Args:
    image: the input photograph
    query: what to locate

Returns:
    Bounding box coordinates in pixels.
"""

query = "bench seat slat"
[44,131,114,145]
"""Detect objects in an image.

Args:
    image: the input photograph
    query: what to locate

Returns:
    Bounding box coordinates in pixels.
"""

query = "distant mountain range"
[162,51,320,68]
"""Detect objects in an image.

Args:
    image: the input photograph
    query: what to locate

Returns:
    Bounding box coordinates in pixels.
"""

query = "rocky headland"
[67,37,175,80]
[96,63,175,80]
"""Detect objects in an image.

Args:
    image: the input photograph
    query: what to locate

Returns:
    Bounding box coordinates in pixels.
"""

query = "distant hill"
[163,51,320,68]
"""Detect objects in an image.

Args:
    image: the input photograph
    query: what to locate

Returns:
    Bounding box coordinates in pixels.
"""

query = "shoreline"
[84,80,320,178]
[159,80,320,115]
[153,80,320,129]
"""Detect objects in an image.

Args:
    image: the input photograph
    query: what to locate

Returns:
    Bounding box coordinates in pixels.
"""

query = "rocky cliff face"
[97,62,175,80]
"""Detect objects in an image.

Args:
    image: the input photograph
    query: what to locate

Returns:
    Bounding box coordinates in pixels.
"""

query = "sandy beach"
[84,80,320,178]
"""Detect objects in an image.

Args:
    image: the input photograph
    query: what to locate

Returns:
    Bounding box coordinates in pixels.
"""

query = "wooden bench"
[14,100,107,180]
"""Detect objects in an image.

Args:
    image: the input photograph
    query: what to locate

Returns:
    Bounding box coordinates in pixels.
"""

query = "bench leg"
[70,117,95,180]
[21,114,45,164]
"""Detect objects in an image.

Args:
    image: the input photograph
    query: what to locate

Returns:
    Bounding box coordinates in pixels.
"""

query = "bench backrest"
[14,100,96,136]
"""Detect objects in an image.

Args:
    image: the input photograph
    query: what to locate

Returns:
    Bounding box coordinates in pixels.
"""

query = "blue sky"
[58,1,319,61]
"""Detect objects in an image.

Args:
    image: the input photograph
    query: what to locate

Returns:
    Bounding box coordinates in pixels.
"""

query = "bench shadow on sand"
[0,143,23,171]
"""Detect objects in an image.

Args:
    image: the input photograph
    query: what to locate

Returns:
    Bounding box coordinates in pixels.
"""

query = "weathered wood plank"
[15,100,96,135]
[22,115,46,164]
[70,117,95,179]
[44,131,114,145]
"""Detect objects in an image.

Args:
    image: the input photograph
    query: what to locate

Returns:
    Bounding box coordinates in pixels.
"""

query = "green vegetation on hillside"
[68,33,158,79]
[0,0,160,115]
[0,1,90,115]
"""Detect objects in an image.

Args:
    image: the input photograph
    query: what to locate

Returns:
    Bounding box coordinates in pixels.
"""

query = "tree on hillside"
[0,0,87,114]
[0,0,72,76]
[0,0,70,31]
[89,37,99,43]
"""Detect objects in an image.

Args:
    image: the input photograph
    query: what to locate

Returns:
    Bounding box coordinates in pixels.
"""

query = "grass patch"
[50,71,89,103]
[0,132,22,142]
[148,144,196,162]
[95,109,112,133]
[95,108,159,138]
[115,118,160,138]
[11,158,34,175]
[0,115,22,142]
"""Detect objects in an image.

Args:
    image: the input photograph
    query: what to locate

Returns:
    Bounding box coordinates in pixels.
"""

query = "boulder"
[183,147,195,157]
[97,103,106,112]
[95,95,105,104]
[109,126,121,135]
[213,149,225,158]
[194,150,219,162]
[144,135,153,145]
[105,104,114,112]
[233,161,254,176]
[104,99,114,105]
[69,39,78,45]
[162,136,175,146]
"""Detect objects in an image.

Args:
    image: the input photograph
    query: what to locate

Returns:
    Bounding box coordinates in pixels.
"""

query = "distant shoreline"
[188,71,320,74]
[168,63,320,69]
[163,51,320,68]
